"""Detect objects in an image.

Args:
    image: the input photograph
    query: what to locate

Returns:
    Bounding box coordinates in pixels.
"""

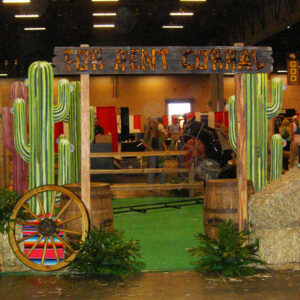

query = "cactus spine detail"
[270,134,283,182]
[229,74,283,191]
[13,62,70,213]
[2,82,28,193]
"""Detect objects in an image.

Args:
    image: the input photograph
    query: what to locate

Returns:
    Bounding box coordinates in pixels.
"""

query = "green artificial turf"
[113,197,204,272]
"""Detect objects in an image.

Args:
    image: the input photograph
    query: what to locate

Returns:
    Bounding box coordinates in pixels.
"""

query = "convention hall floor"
[0,270,299,299]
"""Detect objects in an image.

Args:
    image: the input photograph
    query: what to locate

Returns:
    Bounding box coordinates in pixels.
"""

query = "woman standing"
[279,118,292,151]
[143,119,167,184]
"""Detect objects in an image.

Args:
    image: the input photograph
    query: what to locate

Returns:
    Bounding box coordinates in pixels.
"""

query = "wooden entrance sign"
[53,46,273,75]
[52,45,273,231]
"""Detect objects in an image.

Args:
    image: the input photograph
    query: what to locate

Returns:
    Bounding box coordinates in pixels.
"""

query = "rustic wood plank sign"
[53,46,273,75]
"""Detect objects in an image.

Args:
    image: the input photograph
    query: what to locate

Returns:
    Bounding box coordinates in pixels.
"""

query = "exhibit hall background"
[0,74,298,127]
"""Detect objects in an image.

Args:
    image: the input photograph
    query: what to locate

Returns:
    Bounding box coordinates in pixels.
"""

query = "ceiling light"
[91,0,119,2]
[93,12,117,16]
[0,74,8,77]
[24,27,46,31]
[162,25,184,29]
[15,14,39,18]
[3,0,30,3]
[170,12,194,16]
[180,0,206,2]
[93,24,115,28]
[277,70,287,73]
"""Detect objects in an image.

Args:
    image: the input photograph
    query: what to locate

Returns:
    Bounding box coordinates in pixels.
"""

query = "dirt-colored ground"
[0,270,300,300]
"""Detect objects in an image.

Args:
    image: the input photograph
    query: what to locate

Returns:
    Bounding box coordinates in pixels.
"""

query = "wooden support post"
[235,73,248,231]
[80,45,91,215]
[0,91,3,188]
[188,165,195,197]
[210,74,224,111]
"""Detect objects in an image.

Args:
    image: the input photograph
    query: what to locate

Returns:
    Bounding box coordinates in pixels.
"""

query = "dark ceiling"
[0,0,299,77]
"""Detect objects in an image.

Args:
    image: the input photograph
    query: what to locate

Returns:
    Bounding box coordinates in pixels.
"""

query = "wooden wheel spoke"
[54,199,72,222]
[36,193,46,218]
[50,236,60,264]
[15,219,39,227]
[53,233,74,252]
[57,214,81,226]
[26,234,43,258]
[41,236,48,266]
[49,191,57,219]
[58,228,82,236]
[21,204,40,220]
[17,232,39,244]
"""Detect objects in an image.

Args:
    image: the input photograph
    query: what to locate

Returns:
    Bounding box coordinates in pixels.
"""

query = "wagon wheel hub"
[39,219,56,236]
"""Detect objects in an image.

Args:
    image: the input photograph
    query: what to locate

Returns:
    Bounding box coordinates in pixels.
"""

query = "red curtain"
[54,122,64,153]
[134,115,141,130]
[96,106,118,152]
[214,112,229,128]
[162,115,168,126]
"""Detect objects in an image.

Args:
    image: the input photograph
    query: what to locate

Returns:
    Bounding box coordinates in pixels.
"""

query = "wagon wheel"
[9,185,89,272]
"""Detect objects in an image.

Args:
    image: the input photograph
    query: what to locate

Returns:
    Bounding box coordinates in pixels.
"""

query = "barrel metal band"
[204,208,238,213]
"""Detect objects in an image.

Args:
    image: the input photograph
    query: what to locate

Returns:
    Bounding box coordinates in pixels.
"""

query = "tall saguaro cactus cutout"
[229,74,283,191]
[64,81,95,183]
[13,62,70,213]
[2,82,28,193]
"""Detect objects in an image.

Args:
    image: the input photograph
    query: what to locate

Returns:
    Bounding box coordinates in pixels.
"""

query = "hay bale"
[249,167,300,229]
[251,227,300,265]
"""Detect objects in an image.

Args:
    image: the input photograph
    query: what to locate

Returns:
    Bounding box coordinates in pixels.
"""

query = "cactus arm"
[90,106,95,144]
[2,107,14,152]
[13,98,30,163]
[267,77,283,119]
[228,95,236,152]
[58,135,71,186]
[54,79,70,123]
[270,134,283,181]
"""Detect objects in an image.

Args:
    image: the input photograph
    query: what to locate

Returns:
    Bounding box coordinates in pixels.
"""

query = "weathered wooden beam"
[235,73,248,231]
[90,168,189,175]
[80,45,91,215]
[90,150,188,158]
[110,182,202,191]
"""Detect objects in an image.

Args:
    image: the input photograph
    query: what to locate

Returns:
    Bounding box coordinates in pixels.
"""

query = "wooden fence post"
[80,44,91,215]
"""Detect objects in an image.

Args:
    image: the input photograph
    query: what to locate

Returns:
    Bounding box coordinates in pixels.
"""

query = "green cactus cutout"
[13,61,70,213]
[65,81,95,183]
[58,135,71,186]
[229,73,283,191]
[270,134,283,182]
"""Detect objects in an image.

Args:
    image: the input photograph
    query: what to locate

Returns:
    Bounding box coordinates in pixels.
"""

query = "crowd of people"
[280,115,300,168]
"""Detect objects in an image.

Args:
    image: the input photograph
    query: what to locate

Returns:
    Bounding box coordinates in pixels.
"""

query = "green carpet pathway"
[113,197,204,272]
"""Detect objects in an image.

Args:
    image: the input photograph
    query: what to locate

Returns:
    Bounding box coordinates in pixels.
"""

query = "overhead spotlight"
[287,25,291,29]
[15,14,39,18]
[162,25,184,29]
[170,12,194,16]
[24,27,46,31]
[93,24,115,28]
[91,0,119,2]
[3,0,30,3]
[93,12,117,16]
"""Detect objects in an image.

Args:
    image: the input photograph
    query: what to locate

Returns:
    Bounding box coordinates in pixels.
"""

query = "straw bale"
[249,167,300,229]
[251,227,300,265]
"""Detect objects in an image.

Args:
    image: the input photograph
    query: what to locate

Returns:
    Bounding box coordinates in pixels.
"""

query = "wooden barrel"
[204,179,254,239]
[61,183,113,232]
